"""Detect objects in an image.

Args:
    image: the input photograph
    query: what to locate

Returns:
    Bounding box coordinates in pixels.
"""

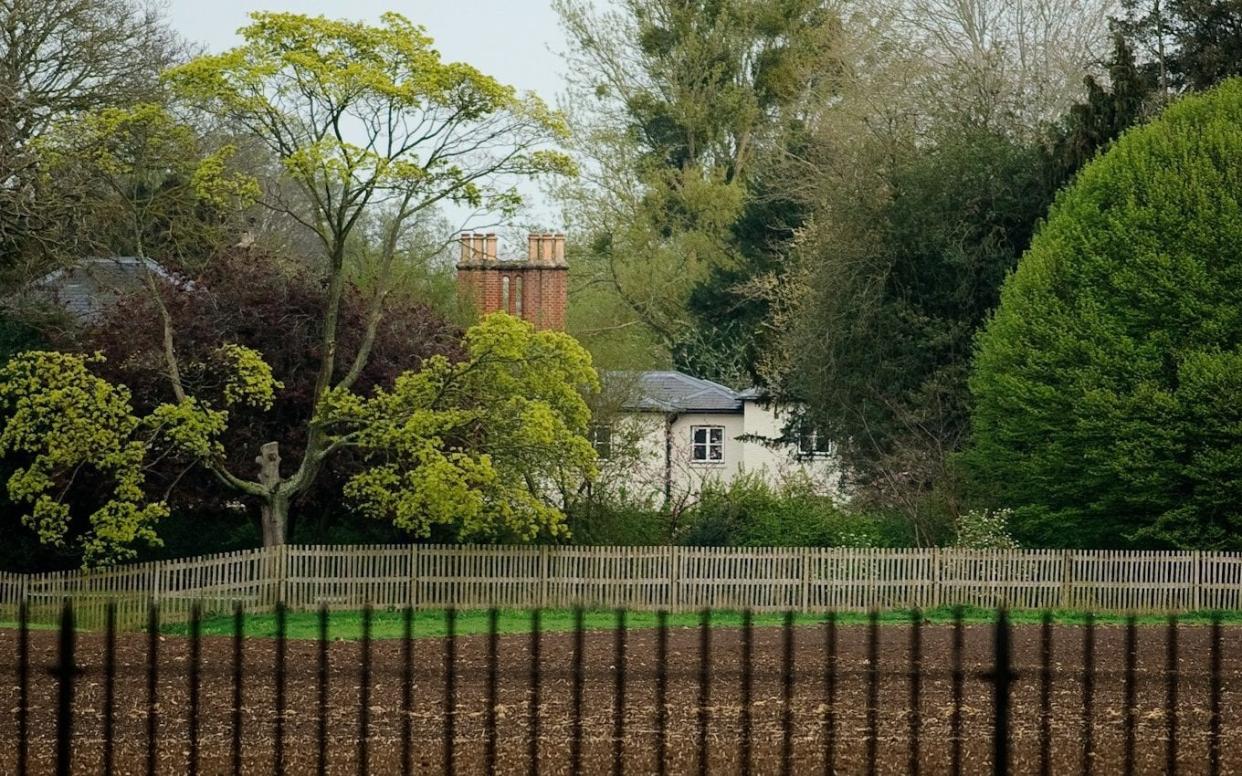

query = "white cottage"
[453,232,842,504]
[590,371,842,505]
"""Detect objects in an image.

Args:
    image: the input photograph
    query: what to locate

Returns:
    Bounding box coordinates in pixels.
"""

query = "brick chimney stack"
[456,232,568,330]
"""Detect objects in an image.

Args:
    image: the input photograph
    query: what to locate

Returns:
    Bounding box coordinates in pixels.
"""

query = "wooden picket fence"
[3,545,1242,629]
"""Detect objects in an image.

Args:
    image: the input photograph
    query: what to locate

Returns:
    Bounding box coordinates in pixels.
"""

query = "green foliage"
[165,11,572,225]
[214,344,283,410]
[0,352,166,564]
[329,313,600,542]
[34,103,258,263]
[0,343,284,566]
[1044,33,1160,190]
[677,475,890,548]
[566,497,674,545]
[555,0,836,376]
[0,314,44,362]
[787,129,1052,494]
[953,509,1020,550]
[967,80,1242,549]
[1118,0,1242,92]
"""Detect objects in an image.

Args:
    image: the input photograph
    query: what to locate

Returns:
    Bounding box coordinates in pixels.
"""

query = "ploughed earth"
[1,622,1238,774]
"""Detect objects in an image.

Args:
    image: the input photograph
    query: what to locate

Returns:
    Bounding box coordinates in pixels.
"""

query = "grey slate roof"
[17,257,179,321]
[607,370,745,413]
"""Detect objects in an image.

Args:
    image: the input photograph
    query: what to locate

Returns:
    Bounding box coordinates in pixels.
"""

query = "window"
[691,425,724,463]
[500,276,510,311]
[588,423,612,460]
[797,424,834,458]
[514,275,524,317]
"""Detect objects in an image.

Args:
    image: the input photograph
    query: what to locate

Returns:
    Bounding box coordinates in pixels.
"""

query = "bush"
[967,80,1242,549]
[953,509,1020,550]
[677,475,889,547]
[565,497,674,545]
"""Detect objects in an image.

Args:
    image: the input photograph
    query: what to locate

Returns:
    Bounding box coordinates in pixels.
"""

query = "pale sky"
[165,0,575,232]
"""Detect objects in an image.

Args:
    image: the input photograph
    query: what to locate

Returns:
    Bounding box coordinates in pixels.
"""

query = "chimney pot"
[553,233,566,265]
[543,233,556,265]
[485,233,498,261]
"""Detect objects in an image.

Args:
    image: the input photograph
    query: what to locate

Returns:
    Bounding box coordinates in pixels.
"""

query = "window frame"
[588,422,613,460]
[796,424,834,459]
[690,424,725,464]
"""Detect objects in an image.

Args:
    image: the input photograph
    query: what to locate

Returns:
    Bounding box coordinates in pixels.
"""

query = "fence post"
[800,547,811,613]
[152,561,163,607]
[1060,550,1074,610]
[931,547,941,610]
[277,545,290,607]
[409,545,419,609]
[1193,551,1202,612]
[669,545,681,612]
[538,545,549,609]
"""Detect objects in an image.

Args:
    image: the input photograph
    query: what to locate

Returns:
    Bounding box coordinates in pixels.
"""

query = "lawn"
[157,605,1240,640]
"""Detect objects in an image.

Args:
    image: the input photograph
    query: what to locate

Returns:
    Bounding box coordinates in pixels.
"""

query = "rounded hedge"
[967,79,1242,549]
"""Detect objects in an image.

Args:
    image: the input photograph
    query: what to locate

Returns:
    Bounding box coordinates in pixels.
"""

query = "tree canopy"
[0,0,183,282]
[967,79,1242,549]
[156,12,573,544]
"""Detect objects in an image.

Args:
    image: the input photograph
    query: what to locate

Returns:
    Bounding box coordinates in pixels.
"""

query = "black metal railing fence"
[1,601,1233,775]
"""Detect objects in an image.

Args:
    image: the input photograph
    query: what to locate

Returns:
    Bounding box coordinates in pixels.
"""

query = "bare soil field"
[1,622,1238,774]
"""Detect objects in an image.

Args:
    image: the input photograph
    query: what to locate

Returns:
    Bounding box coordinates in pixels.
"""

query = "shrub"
[678,475,887,547]
[565,497,674,546]
[953,509,1020,550]
[967,80,1242,549]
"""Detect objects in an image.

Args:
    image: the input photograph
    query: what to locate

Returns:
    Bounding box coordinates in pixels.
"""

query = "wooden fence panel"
[7,545,1242,627]
[287,545,411,610]
[1200,552,1242,611]
[416,544,542,609]
[938,549,1063,611]
[545,546,669,610]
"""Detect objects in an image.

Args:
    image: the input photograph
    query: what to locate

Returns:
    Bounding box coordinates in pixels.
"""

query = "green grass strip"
[158,605,1242,641]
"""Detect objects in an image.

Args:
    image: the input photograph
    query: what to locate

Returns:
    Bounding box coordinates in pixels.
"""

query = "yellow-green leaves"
[163,12,572,246]
[0,344,281,566]
[192,145,262,210]
[215,344,283,410]
[0,352,166,565]
[146,399,228,462]
[333,314,599,542]
[35,103,257,261]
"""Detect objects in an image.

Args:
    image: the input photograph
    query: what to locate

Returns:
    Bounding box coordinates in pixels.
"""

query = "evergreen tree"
[968,80,1242,549]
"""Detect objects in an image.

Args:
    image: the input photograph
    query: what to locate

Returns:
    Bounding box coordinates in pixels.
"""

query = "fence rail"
[4,545,1242,627]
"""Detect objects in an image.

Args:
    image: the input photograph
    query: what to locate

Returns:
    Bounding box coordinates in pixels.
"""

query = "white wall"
[596,402,842,506]
[740,401,842,494]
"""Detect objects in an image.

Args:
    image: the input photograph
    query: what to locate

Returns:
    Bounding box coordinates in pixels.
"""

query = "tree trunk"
[260,496,289,546]
[256,441,289,546]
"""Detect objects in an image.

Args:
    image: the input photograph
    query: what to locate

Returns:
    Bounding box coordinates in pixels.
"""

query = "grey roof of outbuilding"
[606,370,745,413]
[15,256,180,321]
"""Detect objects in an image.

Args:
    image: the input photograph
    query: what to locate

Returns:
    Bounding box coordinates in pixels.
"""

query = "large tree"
[967,80,1242,549]
[775,128,1052,541]
[153,12,574,545]
[1117,0,1242,93]
[0,12,575,554]
[0,0,183,281]
[554,0,838,383]
[0,312,598,565]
